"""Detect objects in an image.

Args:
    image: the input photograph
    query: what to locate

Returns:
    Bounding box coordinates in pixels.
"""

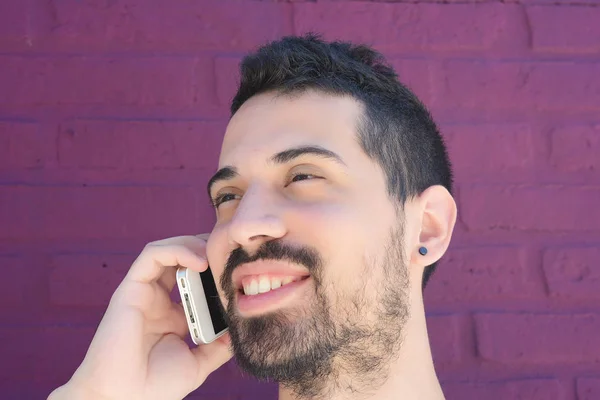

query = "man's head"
[206,34,456,398]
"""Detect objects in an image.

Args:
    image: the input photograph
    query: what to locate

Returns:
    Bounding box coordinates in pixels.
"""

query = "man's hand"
[48,235,233,400]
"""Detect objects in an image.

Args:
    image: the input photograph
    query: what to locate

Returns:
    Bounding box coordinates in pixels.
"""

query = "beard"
[220,226,410,399]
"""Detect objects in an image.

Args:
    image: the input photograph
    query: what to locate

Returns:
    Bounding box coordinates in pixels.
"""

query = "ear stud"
[418,247,428,256]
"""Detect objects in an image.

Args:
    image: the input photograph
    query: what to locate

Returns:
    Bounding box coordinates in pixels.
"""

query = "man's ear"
[410,185,457,267]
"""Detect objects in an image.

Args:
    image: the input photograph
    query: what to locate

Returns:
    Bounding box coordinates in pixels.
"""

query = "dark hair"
[230,33,453,290]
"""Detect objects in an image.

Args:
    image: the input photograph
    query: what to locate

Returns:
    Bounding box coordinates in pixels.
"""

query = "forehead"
[219,91,364,167]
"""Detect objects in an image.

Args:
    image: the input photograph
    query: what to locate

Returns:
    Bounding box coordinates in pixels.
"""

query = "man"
[49,33,457,400]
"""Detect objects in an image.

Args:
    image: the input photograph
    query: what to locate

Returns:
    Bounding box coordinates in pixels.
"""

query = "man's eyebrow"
[270,145,346,166]
[207,145,345,199]
[207,166,238,199]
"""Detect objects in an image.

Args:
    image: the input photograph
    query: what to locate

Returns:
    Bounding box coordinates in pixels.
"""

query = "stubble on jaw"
[222,226,411,400]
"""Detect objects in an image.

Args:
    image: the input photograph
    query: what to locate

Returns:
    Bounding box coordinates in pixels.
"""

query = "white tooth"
[270,278,282,290]
[243,283,250,295]
[248,279,259,295]
[258,276,271,293]
[282,277,294,286]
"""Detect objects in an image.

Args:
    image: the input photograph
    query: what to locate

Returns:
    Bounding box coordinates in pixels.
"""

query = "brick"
[443,379,564,400]
[0,170,224,222]
[294,3,527,52]
[549,124,600,174]
[0,384,54,400]
[442,123,537,182]
[0,56,213,109]
[215,57,242,109]
[425,247,543,304]
[49,254,136,307]
[427,315,465,370]
[0,326,95,385]
[0,186,201,240]
[460,185,600,232]
[0,0,51,49]
[475,313,600,364]
[184,394,239,400]
[0,1,28,47]
[578,378,600,400]
[389,59,434,108]
[543,247,600,300]
[0,121,55,169]
[188,359,277,398]
[509,0,600,4]
[58,120,226,170]
[436,61,600,113]
[0,255,47,317]
[529,6,600,53]
[43,1,292,52]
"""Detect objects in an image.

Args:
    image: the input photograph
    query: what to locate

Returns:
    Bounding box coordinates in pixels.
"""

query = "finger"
[157,236,211,291]
[156,235,209,253]
[157,268,177,293]
[195,233,210,241]
[191,332,233,385]
[126,240,208,285]
[131,235,209,288]
[147,302,189,339]
[170,302,190,339]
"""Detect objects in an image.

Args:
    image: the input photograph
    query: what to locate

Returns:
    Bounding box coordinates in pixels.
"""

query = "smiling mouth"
[239,275,311,296]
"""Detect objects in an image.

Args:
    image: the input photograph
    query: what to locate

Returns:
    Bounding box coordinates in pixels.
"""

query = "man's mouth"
[240,275,308,296]
[230,261,313,316]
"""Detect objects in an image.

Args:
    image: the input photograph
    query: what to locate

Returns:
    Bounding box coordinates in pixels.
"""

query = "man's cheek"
[206,223,229,266]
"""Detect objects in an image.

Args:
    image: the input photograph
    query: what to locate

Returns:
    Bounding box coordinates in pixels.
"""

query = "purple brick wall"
[0,1,598,399]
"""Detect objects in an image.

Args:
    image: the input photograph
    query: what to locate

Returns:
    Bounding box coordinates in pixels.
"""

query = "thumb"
[191,332,233,385]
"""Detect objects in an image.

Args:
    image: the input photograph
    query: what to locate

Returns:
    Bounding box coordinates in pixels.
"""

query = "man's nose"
[227,184,286,251]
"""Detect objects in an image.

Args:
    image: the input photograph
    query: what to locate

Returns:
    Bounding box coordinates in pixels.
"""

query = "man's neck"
[278,301,444,400]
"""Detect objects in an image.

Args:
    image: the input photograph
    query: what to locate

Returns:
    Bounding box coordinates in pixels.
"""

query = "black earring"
[418,246,428,256]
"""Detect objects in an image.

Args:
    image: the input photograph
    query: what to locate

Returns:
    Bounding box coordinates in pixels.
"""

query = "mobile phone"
[176,266,228,344]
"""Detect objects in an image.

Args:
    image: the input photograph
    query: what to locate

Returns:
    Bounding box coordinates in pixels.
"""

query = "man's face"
[206,90,411,396]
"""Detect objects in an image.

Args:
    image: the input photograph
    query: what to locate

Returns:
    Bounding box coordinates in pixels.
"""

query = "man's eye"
[213,193,238,208]
[290,173,317,183]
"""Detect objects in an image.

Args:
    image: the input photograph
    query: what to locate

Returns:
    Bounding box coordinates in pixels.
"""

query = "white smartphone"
[176,266,228,344]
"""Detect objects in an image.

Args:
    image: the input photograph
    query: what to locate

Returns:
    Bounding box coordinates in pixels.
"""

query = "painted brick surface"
[48,253,137,307]
[424,246,545,305]
[427,315,470,370]
[528,6,600,53]
[39,1,293,52]
[443,123,539,182]
[442,379,566,400]
[0,56,211,108]
[294,3,528,52]
[0,121,53,169]
[435,61,600,115]
[543,247,600,300]
[460,185,600,231]
[0,186,202,239]
[549,124,600,174]
[1,0,598,399]
[577,378,600,400]
[475,313,600,364]
[0,326,96,388]
[58,120,226,170]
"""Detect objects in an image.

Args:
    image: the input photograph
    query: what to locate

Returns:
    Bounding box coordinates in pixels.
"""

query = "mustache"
[220,240,322,294]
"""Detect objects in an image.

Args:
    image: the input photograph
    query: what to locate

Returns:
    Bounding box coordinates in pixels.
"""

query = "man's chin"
[228,311,331,376]
[228,311,296,352]
[230,323,296,379]
[231,336,333,388]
